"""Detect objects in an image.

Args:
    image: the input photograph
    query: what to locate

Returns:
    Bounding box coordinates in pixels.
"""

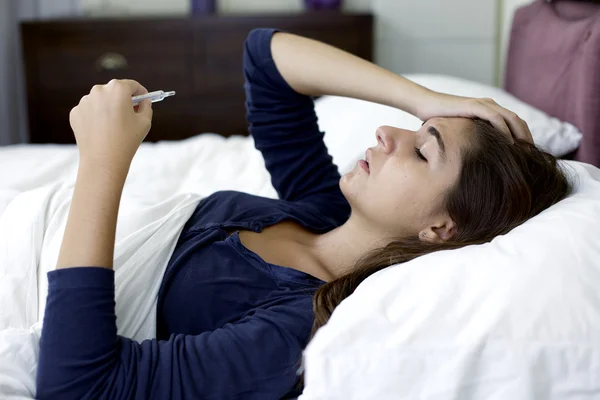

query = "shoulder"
[187,191,275,225]
[181,191,347,239]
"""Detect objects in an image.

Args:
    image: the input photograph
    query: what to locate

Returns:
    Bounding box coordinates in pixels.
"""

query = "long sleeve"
[243,28,350,224]
[37,267,313,400]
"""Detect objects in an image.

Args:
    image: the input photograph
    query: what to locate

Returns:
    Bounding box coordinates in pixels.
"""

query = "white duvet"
[0,134,277,399]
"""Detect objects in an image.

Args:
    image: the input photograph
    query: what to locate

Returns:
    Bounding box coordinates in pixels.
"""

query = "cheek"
[341,161,439,226]
[361,169,415,219]
[372,184,412,217]
[369,166,436,221]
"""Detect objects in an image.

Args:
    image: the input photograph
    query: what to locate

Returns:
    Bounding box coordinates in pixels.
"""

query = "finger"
[515,117,533,144]
[136,98,153,119]
[488,103,533,144]
[509,117,533,144]
[90,84,103,94]
[118,79,148,96]
[474,103,514,143]
[519,119,534,144]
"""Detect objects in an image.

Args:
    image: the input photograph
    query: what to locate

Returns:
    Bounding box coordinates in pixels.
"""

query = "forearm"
[56,161,128,270]
[270,32,432,117]
[37,267,118,399]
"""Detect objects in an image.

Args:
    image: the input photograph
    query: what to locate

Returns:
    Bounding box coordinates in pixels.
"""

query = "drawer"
[26,20,193,96]
[194,20,371,92]
[30,102,74,144]
[30,94,249,144]
[21,14,373,143]
[193,28,246,93]
[147,98,249,141]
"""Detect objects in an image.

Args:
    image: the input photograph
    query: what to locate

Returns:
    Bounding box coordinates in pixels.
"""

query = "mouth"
[359,149,370,174]
[358,160,370,174]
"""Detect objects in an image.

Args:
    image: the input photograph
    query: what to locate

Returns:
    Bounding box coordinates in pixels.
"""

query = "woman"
[36,29,570,399]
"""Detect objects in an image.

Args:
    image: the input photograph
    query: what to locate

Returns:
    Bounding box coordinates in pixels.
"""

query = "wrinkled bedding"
[0,134,278,399]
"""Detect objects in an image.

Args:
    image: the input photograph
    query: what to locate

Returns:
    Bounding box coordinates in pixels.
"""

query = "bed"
[1,1,600,399]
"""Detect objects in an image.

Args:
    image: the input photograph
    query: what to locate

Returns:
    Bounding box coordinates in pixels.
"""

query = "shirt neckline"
[228,231,326,288]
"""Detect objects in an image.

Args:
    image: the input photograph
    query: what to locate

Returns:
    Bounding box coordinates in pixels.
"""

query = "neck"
[309,214,389,282]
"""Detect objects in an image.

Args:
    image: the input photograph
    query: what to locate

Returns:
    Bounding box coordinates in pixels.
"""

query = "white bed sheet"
[0,134,278,214]
[0,183,201,399]
[0,134,281,399]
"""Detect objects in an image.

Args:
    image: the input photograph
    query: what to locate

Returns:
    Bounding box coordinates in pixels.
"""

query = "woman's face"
[340,117,474,241]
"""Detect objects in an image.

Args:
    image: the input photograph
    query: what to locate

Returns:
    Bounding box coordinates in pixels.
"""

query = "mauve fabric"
[505,0,600,167]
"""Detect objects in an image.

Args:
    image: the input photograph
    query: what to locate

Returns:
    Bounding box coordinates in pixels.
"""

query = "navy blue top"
[37,28,351,400]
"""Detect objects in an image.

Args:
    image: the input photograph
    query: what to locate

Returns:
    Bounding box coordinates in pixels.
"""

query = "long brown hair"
[301,119,571,384]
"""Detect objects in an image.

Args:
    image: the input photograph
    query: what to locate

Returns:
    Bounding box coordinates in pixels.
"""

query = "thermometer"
[132,90,176,106]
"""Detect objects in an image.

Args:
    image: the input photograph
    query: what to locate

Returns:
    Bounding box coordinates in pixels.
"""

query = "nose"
[375,125,416,154]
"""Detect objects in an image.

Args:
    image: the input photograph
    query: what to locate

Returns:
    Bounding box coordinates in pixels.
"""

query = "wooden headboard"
[20,13,373,144]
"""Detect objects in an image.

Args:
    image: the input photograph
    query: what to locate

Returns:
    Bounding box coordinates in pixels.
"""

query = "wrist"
[410,87,437,121]
[388,76,435,119]
[78,157,130,186]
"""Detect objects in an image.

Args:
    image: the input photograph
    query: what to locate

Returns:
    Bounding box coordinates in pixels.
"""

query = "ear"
[418,217,457,243]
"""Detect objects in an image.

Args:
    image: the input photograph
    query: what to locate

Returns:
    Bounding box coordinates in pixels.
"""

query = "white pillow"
[317,74,583,173]
[299,161,600,400]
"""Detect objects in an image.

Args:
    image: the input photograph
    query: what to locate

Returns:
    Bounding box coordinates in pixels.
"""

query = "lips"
[359,149,371,174]
[359,159,370,174]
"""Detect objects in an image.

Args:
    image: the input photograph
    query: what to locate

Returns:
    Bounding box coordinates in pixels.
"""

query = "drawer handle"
[96,52,128,71]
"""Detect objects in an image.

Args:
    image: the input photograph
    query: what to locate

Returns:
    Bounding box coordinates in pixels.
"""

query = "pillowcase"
[299,161,600,400]
[317,74,583,174]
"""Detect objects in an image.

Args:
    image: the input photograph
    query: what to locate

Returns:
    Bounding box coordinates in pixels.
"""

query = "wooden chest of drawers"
[20,13,373,144]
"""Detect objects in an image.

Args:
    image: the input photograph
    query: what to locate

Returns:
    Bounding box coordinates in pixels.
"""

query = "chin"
[339,172,359,206]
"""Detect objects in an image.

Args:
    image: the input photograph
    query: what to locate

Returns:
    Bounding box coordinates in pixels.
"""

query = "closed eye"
[414,147,427,162]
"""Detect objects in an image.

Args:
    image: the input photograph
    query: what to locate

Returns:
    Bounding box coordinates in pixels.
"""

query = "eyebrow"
[427,126,446,161]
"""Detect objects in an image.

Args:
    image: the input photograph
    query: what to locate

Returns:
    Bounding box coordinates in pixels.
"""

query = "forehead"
[422,117,473,154]
[426,117,472,135]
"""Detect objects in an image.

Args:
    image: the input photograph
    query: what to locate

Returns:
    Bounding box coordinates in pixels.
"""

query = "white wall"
[78,0,499,85]
[219,0,372,13]
[219,0,302,14]
[373,0,498,85]
[0,0,40,145]
[79,0,372,16]
[218,0,499,85]
[38,0,81,17]
[80,0,189,16]
[0,0,18,145]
